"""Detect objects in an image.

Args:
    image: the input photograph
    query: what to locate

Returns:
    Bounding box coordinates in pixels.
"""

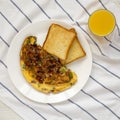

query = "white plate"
[7,20,92,103]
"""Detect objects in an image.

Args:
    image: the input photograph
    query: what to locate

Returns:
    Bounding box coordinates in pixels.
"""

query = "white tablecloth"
[0,0,120,120]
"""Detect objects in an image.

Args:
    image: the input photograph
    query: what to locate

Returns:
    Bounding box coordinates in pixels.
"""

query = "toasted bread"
[43,24,76,60]
[61,28,86,64]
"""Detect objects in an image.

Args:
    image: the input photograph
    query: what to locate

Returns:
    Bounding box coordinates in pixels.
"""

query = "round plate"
[7,20,92,103]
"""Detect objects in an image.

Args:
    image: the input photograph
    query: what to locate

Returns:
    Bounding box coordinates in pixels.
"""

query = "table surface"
[0,101,23,120]
[0,0,120,120]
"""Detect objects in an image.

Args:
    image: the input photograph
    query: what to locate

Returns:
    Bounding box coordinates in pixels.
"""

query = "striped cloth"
[0,0,120,120]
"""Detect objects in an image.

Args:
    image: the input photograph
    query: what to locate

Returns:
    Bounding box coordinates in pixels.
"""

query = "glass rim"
[88,9,116,36]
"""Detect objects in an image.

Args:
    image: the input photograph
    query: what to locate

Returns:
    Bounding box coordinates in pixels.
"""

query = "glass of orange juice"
[88,9,116,36]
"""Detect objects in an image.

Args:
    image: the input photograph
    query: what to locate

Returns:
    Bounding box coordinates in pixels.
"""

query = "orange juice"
[88,9,116,36]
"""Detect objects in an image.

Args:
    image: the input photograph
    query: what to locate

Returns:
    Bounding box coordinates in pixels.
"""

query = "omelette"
[20,36,77,93]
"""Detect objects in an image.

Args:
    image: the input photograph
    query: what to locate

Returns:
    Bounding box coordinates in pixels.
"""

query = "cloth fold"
[0,0,120,120]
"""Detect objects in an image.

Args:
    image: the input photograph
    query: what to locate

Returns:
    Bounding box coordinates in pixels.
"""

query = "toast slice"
[43,24,76,60]
[61,28,86,64]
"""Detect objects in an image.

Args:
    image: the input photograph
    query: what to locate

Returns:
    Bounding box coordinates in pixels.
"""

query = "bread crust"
[61,28,86,64]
